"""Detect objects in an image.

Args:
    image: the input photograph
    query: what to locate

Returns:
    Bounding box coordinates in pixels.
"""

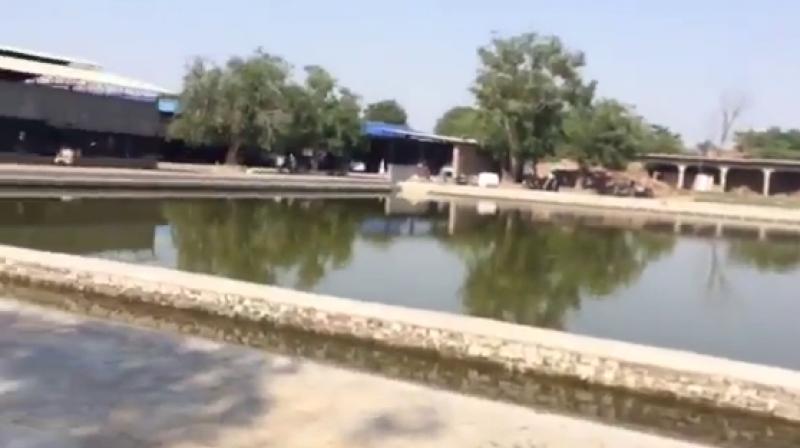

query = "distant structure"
[0,46,216,164]
[361,121,495,182]
[641,153,800,196]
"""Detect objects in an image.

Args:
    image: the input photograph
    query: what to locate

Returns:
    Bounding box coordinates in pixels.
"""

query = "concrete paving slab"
[0,298,710,448]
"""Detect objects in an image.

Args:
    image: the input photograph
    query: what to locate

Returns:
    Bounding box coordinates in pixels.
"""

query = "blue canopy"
[362,121,414,138]
[362,121,477,145]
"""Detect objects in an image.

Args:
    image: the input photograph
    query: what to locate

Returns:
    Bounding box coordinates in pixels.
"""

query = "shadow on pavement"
[0,303,293,447]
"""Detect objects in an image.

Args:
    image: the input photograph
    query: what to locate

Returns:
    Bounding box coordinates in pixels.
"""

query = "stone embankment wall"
[1,244,800,423]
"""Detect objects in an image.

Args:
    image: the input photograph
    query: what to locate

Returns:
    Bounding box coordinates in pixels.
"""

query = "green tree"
[364,99,408,125]
[434,106,483,139]
[299,66,363,156]
[641,124,684,154]
[472,32,595,182]
[168,51,294,164]
[560,100,644,169]
[560,101,684,168]
[736,127,800,160]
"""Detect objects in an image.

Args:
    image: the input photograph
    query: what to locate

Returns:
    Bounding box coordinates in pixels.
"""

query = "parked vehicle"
[54,147,79,166]
[523,173,560,191]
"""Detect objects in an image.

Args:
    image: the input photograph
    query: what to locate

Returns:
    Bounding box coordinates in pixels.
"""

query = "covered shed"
[361,121,493,181]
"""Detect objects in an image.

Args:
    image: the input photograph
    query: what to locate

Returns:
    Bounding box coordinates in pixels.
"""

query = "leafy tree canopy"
[471,32,595,181]
[168,50,294,164]
[364,99,408,125]
[736,127,800,160]
[296,65,363,155]
[169,50,363,164]
[559,100,685,168]
[560,100,642,169]
[434,106,483,139]
[641,124,684,155]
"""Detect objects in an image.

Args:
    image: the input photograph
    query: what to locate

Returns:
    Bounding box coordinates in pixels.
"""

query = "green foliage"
[472,32,595,180]
[560,100,684,168]
[169,50,363,164]
[641,124,684,154]
[364,99,408,125]
[736,127,800,160]
[168,51,294,164]
[434,106,482,139]
[440,209,675,328]
[163,199,384,288]
[464,31,689,177]
[560,100,642,169]
[298,66,363,155]
[728,238,800,273]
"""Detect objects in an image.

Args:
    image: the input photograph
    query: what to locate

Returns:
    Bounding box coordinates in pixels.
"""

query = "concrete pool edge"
[1,244,799,423]
[400,182,800,225]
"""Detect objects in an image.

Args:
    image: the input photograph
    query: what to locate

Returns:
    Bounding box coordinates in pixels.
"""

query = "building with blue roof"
[360,121,493,180]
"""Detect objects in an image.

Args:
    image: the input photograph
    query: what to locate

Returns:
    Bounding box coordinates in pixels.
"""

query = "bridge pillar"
[719,166,729,192]
[763,168,774,196]
[677,164,687,189]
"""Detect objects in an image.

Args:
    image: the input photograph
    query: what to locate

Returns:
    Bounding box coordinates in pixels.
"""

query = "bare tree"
[718,92,750,149]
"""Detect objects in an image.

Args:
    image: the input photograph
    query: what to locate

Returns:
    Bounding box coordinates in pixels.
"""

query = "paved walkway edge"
[0,177,393,193]
[400,182,800,225]
[1,244,799,423]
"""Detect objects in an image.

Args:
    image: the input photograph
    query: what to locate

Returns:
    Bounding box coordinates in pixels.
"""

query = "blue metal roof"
[362,121,413,138]
[362,121,477,145]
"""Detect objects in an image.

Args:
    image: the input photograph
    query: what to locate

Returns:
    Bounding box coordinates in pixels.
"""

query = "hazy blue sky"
[3,0,800,143]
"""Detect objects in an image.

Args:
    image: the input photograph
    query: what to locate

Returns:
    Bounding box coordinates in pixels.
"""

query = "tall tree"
[718,92,749,149]
[560,100,643,169]
[472,32,595,181]
[299,66,363,155]
[168,50,294,164]
[434,106,482,139]
[364,99,408,125]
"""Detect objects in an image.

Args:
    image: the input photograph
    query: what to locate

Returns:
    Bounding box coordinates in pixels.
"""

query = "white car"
[440,166,455,180]
[54,148,78,166]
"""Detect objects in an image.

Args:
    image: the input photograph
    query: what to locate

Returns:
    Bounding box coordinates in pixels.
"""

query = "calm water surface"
[1,196,799,370]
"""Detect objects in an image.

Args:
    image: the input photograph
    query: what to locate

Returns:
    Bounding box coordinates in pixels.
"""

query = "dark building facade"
[0,45,228,165]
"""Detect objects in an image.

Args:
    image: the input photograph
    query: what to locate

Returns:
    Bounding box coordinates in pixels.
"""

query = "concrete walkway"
[401,182,800,225]
[0,163,391,193]
[0,298,710,448]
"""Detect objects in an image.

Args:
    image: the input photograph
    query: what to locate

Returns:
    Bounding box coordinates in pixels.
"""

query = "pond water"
[1,195,799,370]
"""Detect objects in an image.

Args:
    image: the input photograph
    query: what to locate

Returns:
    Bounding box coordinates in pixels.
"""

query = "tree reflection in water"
[162,197,800,330]
[441,208,676,329]
[163,198,384,289]
[728,236,800,274]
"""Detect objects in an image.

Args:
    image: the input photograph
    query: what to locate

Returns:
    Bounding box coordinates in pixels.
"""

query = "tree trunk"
[224,141,241,165]
[501,151,514,184]
[575,164,590,190]
[510,153,524,183]
[501,117,524,183]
